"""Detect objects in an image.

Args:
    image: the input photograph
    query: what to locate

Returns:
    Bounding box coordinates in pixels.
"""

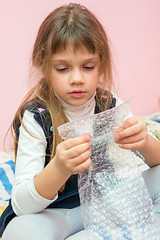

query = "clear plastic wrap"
[58,101,160,239]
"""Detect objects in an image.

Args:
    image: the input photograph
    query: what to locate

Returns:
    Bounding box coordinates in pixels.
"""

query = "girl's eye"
[56,68,69,72]
[83,66,95,70]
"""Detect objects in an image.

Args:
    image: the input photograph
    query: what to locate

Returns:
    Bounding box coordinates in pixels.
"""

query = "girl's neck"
[56,93,96,121]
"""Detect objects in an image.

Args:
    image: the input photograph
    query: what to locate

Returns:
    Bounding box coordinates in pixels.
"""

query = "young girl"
[1,3,160,240]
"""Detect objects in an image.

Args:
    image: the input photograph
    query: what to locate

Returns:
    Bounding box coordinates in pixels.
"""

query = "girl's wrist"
[139,133,150,153]
[34,158,71,200]
[51,157,72,179]
[139,134,160,167]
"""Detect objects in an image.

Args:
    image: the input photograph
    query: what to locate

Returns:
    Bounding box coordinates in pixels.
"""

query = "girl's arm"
[34,133,91,200]
[115,116,160,167]
[12,110,54,215]
[12,110,91,215]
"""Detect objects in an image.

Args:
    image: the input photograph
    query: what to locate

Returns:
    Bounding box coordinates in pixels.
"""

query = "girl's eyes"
[55,65,95,72]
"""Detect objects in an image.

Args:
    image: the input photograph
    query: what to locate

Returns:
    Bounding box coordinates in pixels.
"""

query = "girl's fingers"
[123,116,140,129]
[72,158,92,174]
[114,116,148,150]
[118,139,145,150]
[55,133,92,174]
[64,147,91,170]
[60,149,91,175]
[70,148,91,165]
[115,125,139,141]
[63,133,90,150]
[115,121,146,141]
[67,141,91,158]
[115,132,144,144]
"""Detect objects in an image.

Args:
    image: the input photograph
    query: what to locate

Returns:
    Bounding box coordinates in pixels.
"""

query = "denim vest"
[0,90,116,236]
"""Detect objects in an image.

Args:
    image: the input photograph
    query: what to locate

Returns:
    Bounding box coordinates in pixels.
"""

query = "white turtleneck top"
[55,91,96,122]
[11,93,124,215]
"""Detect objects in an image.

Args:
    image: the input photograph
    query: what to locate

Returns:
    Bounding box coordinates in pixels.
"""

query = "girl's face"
[51,45,100,106]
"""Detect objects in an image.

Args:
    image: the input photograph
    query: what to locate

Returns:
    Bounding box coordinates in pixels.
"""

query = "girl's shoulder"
[23,98,48,115]
[25,99,52,135]
[14,98,52,139]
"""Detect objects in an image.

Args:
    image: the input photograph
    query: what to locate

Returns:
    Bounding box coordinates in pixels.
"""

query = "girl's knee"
[2,215,43,240]
[142,165,160,208]
[142,165,160,185]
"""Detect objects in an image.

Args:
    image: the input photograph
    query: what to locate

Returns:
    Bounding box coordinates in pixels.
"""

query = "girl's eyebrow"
[82,57,99,63]
[52,57,99,64]
[52,59,69,64]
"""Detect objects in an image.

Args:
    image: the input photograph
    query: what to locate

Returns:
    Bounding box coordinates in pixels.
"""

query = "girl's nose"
[69,69,84,84]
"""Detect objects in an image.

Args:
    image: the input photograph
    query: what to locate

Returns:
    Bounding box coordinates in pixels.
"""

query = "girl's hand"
[54,133,91,176]
[114,116,149,150]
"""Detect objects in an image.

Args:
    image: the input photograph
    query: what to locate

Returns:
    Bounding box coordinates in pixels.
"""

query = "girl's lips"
[69,90,86,98]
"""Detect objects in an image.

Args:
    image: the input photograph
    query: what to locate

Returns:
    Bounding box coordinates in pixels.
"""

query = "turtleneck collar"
[55,92,96,121]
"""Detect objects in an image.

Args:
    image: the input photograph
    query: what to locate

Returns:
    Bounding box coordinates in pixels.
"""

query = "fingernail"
[115,135,120,141]
[86,133,91,141]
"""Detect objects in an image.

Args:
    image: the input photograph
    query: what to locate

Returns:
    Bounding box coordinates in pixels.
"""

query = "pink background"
[0,0,160,151]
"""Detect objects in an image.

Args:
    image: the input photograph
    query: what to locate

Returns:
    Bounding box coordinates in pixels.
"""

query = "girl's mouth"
[69,90,86,98]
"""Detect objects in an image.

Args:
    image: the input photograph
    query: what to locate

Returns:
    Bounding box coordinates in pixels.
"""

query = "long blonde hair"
[11,3,114,191]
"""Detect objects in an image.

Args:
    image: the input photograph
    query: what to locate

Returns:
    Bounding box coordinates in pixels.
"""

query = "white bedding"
[0,152,15,207]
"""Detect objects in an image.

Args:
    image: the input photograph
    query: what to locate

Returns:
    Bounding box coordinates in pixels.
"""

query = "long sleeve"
[11,110,57,216]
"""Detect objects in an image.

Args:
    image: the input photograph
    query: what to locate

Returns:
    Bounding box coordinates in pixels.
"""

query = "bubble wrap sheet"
[58,102,160,240]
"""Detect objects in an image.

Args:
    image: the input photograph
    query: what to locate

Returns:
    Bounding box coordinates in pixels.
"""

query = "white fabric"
[11,95,126,215]
[0,160,15,201]
[55,91,96,121]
